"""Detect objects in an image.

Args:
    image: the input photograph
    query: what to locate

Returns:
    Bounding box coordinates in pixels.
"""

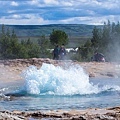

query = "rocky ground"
[0,58,120,81]
[0,58,120,120]
[0,107,120,120]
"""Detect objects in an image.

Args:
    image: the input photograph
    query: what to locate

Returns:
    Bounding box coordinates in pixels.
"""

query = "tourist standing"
[53,45,60,60]
[59,44,66,60]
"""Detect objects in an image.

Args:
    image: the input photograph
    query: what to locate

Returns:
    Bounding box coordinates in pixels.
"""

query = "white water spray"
[21,63,120,95]
[21,63,98,95]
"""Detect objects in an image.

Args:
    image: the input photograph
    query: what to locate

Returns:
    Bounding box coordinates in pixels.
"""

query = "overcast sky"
[0,0,120,25]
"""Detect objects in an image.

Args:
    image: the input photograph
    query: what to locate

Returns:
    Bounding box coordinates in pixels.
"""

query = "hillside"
[0,24,102,47]
[0,24,96,37]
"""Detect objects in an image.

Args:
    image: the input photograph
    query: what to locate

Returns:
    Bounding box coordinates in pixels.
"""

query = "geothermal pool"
[0,63,120,111]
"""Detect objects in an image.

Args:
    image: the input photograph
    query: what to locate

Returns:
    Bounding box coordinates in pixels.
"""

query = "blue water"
[0,63,120,111]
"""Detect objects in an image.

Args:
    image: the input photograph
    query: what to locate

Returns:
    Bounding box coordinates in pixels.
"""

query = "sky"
[0,0,120,25]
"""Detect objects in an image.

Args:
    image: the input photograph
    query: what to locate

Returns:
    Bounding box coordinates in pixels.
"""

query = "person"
[53,45,60,60]
[59,44,66,60]
[92,51,105,62]
[94,52,99,62]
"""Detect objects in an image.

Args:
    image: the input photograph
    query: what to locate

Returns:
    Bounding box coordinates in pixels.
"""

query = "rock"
[106,72,115,77]
[89,73,95,77]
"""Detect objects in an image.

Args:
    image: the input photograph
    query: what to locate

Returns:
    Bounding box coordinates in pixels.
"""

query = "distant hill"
[0,24,102,47]
[0,24,98,37]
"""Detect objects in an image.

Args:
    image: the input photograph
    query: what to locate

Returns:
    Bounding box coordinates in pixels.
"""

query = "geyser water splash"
[21,63,120,95]
[21,63,95,95]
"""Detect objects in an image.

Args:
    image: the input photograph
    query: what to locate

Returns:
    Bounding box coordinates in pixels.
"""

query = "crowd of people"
[53,45,105,62]
[52,44,66,60]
